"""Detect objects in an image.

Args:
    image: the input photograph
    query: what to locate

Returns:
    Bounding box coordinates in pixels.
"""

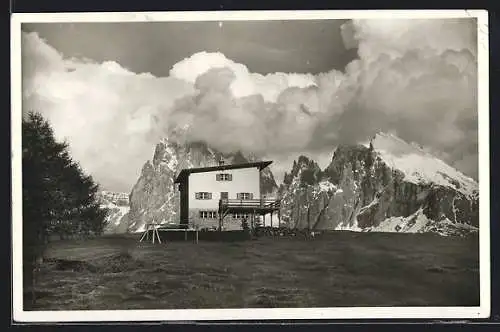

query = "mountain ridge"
[279,132,479,236]
[103,131,479,237]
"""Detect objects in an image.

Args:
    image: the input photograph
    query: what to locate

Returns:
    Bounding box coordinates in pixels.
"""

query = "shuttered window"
[236,192,253,200]
[195,192,212,200]
[199,211,217,219]
[216,173,232,181]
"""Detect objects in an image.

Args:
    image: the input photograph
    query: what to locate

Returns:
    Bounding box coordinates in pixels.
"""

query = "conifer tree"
[22,111,109,306]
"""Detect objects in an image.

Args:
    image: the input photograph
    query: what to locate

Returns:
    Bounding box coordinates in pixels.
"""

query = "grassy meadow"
[25,231,480,310]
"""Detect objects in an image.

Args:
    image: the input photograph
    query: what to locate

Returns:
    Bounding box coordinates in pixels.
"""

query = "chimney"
[218,159,225,166]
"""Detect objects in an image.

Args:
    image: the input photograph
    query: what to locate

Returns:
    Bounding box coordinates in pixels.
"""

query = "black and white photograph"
[11,10,490,322]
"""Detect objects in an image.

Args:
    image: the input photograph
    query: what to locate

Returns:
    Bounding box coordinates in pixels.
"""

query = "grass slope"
[26,232,479,310]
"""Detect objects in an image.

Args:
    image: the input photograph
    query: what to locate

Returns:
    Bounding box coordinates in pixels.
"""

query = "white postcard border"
[11,9,490,322]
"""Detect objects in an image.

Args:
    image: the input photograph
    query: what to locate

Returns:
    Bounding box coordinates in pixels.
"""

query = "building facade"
[174,161,273,230]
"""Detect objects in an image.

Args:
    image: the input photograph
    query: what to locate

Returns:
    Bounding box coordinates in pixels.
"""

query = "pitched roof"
[174,161,273,184]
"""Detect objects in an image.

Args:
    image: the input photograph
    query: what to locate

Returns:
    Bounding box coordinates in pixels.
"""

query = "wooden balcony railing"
[219,198,281,210]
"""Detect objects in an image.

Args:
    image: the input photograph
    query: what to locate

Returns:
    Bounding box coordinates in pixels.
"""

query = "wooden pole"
[139,227,147,242]
[307,207,311,240]
[155,227,162,244]
[270,211,273,229]
[152,225,155,244]
[184,229,187,241]
[219,208,223,231]
[278,208,281,229]
[195,229,199,244]
[307,207,311,231]
[251,210,254,232]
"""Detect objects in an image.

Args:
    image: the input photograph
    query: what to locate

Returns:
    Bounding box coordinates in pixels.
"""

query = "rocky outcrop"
[279,133,479,236]
[97,191,130,234]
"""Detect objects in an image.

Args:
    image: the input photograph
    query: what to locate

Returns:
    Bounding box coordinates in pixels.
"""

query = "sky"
[21,17,479,193]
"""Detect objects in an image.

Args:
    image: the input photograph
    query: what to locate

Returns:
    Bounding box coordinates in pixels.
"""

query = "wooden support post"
[195,229,199,244]
[139,225,148,242]
[255,209,258,233]
[221,205,226,231]
[219,211,222,231]
[307,208,310,231]
[251,210,254,231]
[155,228,162,244]
[307,207,311,240]
[184,229,187,241]
[278,208,281,229]
[152,225,155,244]
[251,214,255,231]
[270,211,273,229]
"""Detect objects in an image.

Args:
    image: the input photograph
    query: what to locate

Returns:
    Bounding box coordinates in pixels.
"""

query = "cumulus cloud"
[22,33,322,191]
[167,18,479,182]
[22,18,479,192]
[314,18,478,179]
[22,32,195,191]
[170,51,317,102]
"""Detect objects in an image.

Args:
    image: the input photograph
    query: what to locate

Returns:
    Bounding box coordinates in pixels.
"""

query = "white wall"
[189,167,261,210]
[189,209,244,231]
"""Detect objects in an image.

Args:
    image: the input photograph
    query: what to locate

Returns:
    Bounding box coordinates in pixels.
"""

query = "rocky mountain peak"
[280,132,479,236]
[125,137,279,232]
[367,132,478,198]
[283,155,323,188]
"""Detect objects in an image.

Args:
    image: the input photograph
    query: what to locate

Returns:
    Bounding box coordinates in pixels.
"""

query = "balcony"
[218,198,281,214]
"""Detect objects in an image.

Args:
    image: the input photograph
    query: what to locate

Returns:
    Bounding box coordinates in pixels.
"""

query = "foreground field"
[26,231,480,310]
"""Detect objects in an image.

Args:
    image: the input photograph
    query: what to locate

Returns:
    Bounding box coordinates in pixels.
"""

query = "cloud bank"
[22,18,478,192]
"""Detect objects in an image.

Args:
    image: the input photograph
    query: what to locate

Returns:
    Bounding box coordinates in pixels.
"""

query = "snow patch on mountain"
[367,207,429,233]
[318,180,336,193]
[366,132,478,197]
[364,207,478,236]
[97,191,130,233]
[335,216,362,232]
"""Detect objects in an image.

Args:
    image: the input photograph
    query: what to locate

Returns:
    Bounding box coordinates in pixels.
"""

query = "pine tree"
[22,111,109,306]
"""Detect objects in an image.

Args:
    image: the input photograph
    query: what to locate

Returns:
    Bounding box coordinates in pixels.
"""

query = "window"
[216,173,232,181]
[199,211,217,219]
[220,192,228,199]
[232,213,249,219]
[195,192,212,200]
[236,192,253,200]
